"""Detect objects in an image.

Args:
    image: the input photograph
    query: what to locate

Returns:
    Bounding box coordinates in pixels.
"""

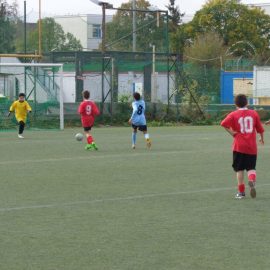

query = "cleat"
[146,138,151,149]
[132,144,136,149]
[18,134,24,139]
[85,144,93,150]
[235,192,245,199]
[248,181,256,198]
[91,142,98,150]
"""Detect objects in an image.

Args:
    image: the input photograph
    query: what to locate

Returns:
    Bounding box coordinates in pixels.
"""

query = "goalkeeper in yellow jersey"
[8,93,32,139]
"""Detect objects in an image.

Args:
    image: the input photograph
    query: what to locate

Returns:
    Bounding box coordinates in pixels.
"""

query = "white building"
[54,14,113,51]
[248,2,270,14]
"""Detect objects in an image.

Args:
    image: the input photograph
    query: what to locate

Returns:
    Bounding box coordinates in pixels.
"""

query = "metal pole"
[101,3,106,53]
[101,3,106,115]
[34,67,37,118]
[152,45,156,103]
[59,65,64,130]
[24,1,27,95]
[24,1,26,54]
[111,57,114,118]
[132,0,136,52]
[38,0,42,56]
[166,11,170,114]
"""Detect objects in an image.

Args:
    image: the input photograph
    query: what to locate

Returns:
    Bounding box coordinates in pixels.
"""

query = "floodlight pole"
[132,0,136,52]
[101,3,106,53]
[90,0,113,115]
[24,1,27,95]
[101,3,106,115]
[38,0,42,56]
[24,1,27,55]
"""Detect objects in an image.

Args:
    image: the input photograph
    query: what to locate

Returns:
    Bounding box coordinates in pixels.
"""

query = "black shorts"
[232,151,257,172]
[83,126,92,131]
[132,124,147,132]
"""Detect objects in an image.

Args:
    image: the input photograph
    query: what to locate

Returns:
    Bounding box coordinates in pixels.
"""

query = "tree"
[62,32,83,51]
[166,0,186,54]
[185,32,224,68]
[105,0,167,52]
[0,0,18,53]
[166,0,183,31]
[183,32,224,100]
[188,0,270,57]
[16,18,82,53]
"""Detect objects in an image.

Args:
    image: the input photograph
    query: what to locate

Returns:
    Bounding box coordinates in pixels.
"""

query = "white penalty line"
[1,183,270,213]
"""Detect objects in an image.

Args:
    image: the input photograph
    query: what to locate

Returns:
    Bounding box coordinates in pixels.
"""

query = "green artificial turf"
[0,126,270,270]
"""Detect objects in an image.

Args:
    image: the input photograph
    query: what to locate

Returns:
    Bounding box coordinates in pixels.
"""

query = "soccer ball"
[75,133,84,141]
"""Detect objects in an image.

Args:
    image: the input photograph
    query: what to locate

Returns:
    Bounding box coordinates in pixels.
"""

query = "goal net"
[0,62,64,130]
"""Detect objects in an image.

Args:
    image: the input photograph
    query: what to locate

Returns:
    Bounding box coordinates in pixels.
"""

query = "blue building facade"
[220,71,253,104]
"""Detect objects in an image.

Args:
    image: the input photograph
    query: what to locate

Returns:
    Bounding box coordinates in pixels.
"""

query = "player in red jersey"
[78,90,100,150]
[221,94,264,199]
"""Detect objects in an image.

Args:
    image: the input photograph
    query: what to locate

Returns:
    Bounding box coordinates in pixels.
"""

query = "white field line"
[1,183,270,213]
[0,149,224,166]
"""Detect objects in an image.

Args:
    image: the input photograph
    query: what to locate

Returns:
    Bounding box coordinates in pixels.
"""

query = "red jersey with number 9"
[221,108,264,155]
[78,100,100,127]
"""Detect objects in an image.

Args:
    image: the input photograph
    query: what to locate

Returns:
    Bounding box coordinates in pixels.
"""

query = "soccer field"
[1,126,270,270]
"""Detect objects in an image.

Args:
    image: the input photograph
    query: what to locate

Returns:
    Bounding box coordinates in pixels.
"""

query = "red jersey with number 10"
[221,108,264,155]
[78,100,100,127]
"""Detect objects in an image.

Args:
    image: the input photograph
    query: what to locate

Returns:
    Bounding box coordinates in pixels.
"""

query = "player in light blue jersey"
[128,92,151,149]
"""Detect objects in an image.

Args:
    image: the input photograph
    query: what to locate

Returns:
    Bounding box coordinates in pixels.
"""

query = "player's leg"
[18,120,25,139]
[247,154,257,198]
[142,126,151,149]
[236,171,245,199]
[132,125,137,149]
[232,152,245,199]
[84,127,98,150]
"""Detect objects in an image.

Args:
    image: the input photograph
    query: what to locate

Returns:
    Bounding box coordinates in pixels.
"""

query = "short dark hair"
[133,92,141,101]
[19,93,26,97]
[235,94,248,108]
[82,90,90,99]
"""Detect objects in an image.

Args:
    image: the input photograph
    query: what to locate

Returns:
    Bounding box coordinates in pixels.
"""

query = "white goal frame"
[0,62,64,130]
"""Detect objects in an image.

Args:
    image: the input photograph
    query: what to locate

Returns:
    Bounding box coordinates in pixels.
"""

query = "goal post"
[0,62,64,130]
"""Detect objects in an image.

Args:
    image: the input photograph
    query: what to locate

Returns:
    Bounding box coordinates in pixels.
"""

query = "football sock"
[19,121,25,134]
[87,135,93,144]
[248,170,256,182]
[144,133,150,140]
[132,132,137,145]
[238,184,245,193]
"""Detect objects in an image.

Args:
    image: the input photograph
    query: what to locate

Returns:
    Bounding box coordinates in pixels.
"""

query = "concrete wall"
[57,71,175,104]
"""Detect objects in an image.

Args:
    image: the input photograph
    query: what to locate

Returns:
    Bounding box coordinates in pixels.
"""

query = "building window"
[93,24,101,38]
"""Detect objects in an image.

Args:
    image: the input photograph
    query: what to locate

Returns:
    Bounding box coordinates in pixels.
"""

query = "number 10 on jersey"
[238,116,253,134]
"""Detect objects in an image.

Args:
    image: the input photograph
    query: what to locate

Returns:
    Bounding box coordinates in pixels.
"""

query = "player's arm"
[92,102,100,116]
[220,114,237,137]
[255,113,265,145]
[223,127,238,137]
[128,103,137,124]
[259,132,264,145]
[26,102,32,113]
[8,102,16,117]
[265,120,270,125]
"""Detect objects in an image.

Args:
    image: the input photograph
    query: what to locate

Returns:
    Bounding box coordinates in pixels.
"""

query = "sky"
[12,0,270,21]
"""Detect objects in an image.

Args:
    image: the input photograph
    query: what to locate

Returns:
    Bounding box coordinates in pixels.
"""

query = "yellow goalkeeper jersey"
[9,100,32,122]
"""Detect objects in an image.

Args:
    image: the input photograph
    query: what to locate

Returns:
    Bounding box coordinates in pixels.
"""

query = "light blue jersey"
[130,99,146,126]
